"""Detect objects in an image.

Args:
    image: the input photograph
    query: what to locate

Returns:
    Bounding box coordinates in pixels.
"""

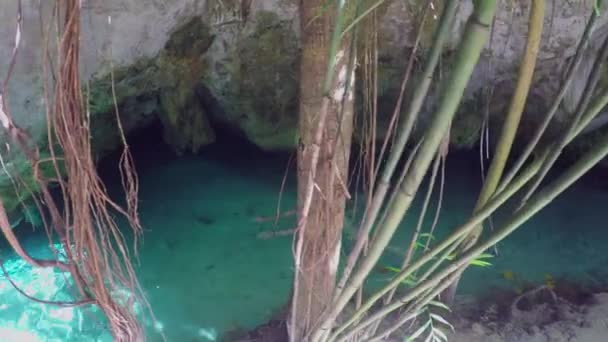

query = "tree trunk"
[291,1,355,340]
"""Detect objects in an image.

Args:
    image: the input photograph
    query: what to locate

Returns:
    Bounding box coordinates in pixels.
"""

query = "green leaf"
[406,320,431,342]
[428,300,451,312]
[476,253,495,259]
[419,233,435,240]
[469,259,492,267]
[445,252,493,267]
[432,327,448,341]
[383,266,418,286]
[384,266,401,273]
[430,314,454,331]
[433,328,448,342]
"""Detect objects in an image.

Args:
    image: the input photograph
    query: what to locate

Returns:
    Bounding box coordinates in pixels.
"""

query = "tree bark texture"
[293,0,355,340]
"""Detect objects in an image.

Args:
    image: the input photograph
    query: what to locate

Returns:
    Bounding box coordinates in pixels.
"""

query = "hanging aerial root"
[47,1,147,339]
[0,1,148,341]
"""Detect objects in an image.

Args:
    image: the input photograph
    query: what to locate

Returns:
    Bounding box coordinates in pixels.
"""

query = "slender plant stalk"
[374,0,431,180]
[364,138,443,337]
[444,0,546,300]
[572,88,608,137]
[387,150,442,299]
[371,140,423,246]
[333,154,542,336]
[360,127,608,340]
[336,128,608,340]
[496,9,599,194]
[367,311,420,342]
[495,85,608,198]
[474,0,545,212]
[333,0,459,299]
[520,30,608,204]
[340,269,461,342]
[313,3,498,339]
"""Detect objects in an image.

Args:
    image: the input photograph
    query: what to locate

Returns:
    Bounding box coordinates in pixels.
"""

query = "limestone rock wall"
[1,0,606,151]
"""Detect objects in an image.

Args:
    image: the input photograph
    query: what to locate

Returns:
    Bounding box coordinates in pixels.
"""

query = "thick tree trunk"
[291,1,355,340]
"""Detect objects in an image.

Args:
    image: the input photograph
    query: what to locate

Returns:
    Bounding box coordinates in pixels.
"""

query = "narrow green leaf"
[419,233,436,240]
[384,266,401,273]
[432,327,448,341]
[476,253,495,259]
[469,259,493,267]
[403,277,418,286]
[430,314,454,331]
[406,320,431,342]
[428,300,451,312]
[445,253,492,267]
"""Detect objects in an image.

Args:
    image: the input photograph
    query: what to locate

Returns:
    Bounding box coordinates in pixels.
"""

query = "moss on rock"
[211,10,299,151]
[87,17,216,156]
[1,16,219,213]
[88,59,161,157]
[157,17,216,154]
[450,91,486,148]
[0,151,63,214]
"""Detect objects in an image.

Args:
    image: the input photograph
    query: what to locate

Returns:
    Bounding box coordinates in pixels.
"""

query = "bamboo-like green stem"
[571,88,608,138]
[383,150,442,304]
[370,140,423,246]
[341,268,462,342]
[445,0,545,300]
[495,86,608,199]
[329,154,541,338]
[365,143,443,337]
[322,2,349,94]
[315,4,497,338]
[496,10,599,195]
[520,32,608,205]
[474,0,545,213]
[374,0,430,181]
[416,234,463,286]
[341,0,385,38]
[333,0,459,300]
[367,310,420,342]
[337,129,608,340]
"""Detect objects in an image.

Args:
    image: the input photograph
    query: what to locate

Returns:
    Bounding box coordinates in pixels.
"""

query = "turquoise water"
[1,132,607,341]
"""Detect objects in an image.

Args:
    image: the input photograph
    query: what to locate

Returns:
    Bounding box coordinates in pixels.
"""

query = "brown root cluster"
[0,1,148,341]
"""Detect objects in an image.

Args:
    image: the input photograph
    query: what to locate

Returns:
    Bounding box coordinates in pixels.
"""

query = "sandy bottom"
[447,290,608,342]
